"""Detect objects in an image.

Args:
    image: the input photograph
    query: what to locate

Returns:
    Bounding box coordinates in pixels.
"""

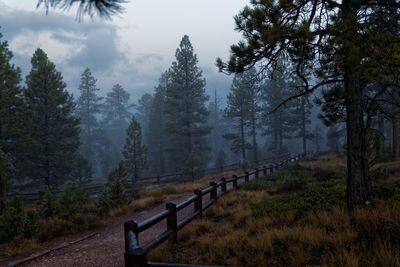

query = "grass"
[148,155,400,266]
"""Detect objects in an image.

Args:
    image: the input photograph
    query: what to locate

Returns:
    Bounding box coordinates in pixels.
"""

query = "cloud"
[0,1,233,104]
[0,3,167,100]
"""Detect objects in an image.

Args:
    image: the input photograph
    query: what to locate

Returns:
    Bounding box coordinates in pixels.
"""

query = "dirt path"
[9,173,257,267]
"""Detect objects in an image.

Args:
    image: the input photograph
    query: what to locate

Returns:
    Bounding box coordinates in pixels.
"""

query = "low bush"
[58,185,89,218]
[0,198,26,243]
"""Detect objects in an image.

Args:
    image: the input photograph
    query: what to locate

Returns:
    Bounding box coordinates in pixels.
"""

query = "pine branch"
[37,0,127,19]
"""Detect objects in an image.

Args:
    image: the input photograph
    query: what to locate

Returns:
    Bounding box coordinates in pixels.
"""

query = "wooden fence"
[124,154,302,267]
[15,154,292,201]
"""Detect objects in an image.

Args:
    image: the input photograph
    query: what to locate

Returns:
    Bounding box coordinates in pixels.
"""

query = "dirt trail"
[9,174,256,267]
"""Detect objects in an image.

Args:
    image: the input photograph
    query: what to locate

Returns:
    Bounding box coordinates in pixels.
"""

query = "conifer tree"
[122,116,147,183]
[0,31,29,180]
[24,48,80,189]
[164,35,210,175]
[76,67,103,170]
[261,64,298,155]
[147,71,169,175]
[0,149,12,215]
[217,0,400,210]
[224,70,259,163]
[207,90,231,165]
[102,84,131,163]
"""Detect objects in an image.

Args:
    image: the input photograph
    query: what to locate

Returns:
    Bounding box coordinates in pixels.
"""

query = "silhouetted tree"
[164,35,210,175]
[122,116,147,184]
[25,48,80,190]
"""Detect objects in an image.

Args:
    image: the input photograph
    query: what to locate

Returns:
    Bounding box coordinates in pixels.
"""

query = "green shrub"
[0,198,26,243]
[58,185,89,218]
[37,187,59,218]
[98,163,128,214]
[251,183,345,218]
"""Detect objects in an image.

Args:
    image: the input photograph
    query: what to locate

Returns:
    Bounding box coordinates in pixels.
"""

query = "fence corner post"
[255,168,259,179]
[166,202,178,244]
[124,221,148,267]
[194,189,203,217]
[245,171,249,182]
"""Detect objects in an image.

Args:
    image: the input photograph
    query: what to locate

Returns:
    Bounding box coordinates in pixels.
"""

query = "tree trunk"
[393,113,400,159]
[301,98,307,155]
[343,0,368,211]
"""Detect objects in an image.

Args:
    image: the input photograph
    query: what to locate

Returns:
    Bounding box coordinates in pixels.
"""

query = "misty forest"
[1,0,400,266]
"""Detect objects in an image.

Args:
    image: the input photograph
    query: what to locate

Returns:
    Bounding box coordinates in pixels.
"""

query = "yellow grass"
[149,189,400,267]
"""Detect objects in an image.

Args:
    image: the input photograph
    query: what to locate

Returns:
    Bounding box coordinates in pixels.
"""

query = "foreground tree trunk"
[393,114,400,159]
[343,0,368,211]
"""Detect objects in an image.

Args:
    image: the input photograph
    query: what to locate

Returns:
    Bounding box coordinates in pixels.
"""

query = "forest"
[0,0,400,266]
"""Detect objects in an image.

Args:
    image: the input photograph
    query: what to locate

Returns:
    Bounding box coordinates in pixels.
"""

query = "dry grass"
[148,155,400,266]
[299,153,346,173]
[150,195,400,266]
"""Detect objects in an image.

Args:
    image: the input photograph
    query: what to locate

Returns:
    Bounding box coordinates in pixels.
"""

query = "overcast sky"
[0,0,249,102]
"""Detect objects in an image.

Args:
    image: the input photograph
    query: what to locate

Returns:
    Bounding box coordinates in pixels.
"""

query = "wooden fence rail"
[15,154,294,201]
[124,154,302,267]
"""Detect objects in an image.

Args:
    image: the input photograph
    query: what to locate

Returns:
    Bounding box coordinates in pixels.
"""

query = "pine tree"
[122,116,147,184]
[102,84,131,164]
[135,93,153,134]
[69,154,93,187]
[207,90,231,165]
[217,0,400,210]
[312,125,323,153]
[0,149,12,215]
[147,71,169,175]
[0,31,29,180]
[164,35,210,175]
[24,48,80,189]
[261,65,298,155]
[327,126,342,153]
[224,73,254,163]
[76,67,103,171]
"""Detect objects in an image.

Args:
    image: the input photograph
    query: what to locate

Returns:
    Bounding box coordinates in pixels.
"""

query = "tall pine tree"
[164,35,210,176]
[102,84,131,167]
[224,71,257,163]
[25,48,80,189]
[147,71,169,175]
[0,31,29,181]
[75,67,103,172]
[122,116,147,184]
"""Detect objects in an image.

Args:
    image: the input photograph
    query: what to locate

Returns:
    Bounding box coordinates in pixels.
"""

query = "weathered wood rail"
[124,154,302,267]
[15,154,292,201]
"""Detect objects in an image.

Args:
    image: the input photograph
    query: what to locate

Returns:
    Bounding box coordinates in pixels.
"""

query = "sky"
[0,0,249,102]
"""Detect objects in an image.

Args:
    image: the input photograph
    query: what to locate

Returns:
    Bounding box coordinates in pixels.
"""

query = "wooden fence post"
[166,203,178,244]
[210,182,217,201]
[221,178,227,193]
[255,168,259,179]
[124,221,148,267]
[245,172,249,182]
[262,166,267,175]
[232,175,238,189]
[194,189,203,217]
